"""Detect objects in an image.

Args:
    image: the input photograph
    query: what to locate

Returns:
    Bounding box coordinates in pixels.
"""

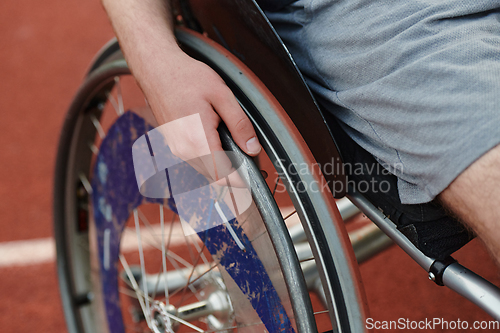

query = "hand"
[101,0,260,186]
[137,49,262,187]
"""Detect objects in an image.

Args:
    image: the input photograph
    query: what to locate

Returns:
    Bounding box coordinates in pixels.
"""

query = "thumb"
[210,86,262,156]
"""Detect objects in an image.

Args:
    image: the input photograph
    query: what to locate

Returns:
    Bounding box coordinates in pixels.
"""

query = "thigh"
[439,143,500,265]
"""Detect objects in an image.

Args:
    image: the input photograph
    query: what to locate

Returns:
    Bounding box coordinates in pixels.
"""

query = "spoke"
[127,210,195,270]
[119,286,157,333]
[164,312,204,333]
[106,89,121,116]
[133,209,150,326]
[78,172,93,195]
[151,261,164,301]
[272,176,280,197]
[189,233,210,267]
[174,242,207,308]
[119,286,155,305]
[217,181,246,251]
[283,209,297,221]
[137,209,177,250]
[122,226,193,269]
[119,254,152,328]
[165,214,207,300]
[299,257,315,263]
[123,276,207,333]
[249,230,267,243]
[88,141,99,155]
[164,212,176,268]
[313,309,330,315]
[122,277,228,333]
[182,227,197,265]
[89,114,106,139]
[160,205,170,303]
[162,211,180,303]
[215,201,245,251]
[103,228,111,270]
[164,264,208,304]
[186,264,217,287]
[119,286,140,299]
[119,277,155,304]
[168,263,218,301]
[115,76,125,115]
[125,210,205,302]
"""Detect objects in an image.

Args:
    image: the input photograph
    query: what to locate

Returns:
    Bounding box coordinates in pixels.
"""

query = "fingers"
[146,59,258,189]
[162,111,246,188]
[209,86,262,156]
[202,123,247,188]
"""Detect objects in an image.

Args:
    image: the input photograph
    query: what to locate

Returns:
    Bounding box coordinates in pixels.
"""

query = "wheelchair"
[54,0,500,332]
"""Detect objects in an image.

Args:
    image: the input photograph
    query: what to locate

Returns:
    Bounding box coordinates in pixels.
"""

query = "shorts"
[265,0,500,204]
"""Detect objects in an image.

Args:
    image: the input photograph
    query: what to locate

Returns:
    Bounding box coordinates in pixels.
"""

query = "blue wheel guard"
[91,111,295,332]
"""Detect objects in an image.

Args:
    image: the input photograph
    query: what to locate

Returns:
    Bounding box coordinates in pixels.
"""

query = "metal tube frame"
[348,190,500,321]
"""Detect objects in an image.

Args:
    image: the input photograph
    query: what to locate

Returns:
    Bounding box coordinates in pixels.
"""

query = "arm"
[101,0,261,183]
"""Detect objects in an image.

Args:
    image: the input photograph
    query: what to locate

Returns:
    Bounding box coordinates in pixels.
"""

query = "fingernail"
[246,137,261,155]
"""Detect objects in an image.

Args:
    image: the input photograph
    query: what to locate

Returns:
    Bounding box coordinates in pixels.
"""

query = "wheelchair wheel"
[54,30,367,333]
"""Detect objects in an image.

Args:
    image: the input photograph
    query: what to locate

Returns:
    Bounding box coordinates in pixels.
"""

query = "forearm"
[101,0,262,163]
[101,0,182,87]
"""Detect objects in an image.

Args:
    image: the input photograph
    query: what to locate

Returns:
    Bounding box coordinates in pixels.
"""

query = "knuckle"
[168,138,191,160]
[233,117,253,134]
[180,131,210,159]
[172,144,193,160]
[183,130,205,147]
[211,86,229,101]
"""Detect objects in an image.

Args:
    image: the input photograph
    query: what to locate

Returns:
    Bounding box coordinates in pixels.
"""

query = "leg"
[439,144,500,266]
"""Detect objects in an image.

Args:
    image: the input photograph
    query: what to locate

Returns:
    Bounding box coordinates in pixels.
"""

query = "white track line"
[0,238,56,267]
[0,204,357,268]
[0,222,187,268]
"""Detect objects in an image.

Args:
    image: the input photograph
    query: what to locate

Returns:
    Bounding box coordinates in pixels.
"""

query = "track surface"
[1,1,499,332]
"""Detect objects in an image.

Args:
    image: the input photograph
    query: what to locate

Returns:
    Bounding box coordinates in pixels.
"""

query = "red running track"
[0,1,498,332]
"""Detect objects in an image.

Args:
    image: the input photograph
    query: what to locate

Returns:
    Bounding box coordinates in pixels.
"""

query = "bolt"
[428,272,436,281]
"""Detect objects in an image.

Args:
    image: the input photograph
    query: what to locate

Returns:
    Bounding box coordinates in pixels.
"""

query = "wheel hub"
[151,301,175,333]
